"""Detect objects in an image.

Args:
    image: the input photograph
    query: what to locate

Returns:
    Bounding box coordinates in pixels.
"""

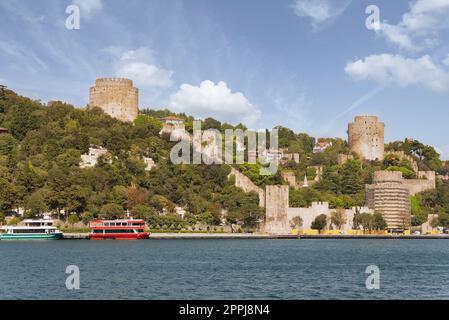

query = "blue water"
[1,239,449,299]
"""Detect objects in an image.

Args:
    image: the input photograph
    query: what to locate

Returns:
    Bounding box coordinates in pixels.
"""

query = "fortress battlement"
[94,78,134,86]
[373,171,403,183]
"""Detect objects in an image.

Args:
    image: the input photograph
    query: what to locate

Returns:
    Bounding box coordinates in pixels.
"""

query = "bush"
[82,212,95,224]
[311,214,327,231]
[7,217,20,225]
[385,166,416,179]
[67,214,80,225]
[99,203,124,219]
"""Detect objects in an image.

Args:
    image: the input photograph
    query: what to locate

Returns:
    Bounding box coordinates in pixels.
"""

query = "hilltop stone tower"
[348,115,385,161]
[366,171,411,230]
[88,78,138,122]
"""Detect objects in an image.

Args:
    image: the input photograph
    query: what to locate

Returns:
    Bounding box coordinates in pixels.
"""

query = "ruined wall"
[80,146,110,168]
[228,167,265,207]
[264,185,290,234]
[337,154,354,165]
[282,153,300,164]
[281,171,297,188]
[89,78,139,122]
[348,115,385,161]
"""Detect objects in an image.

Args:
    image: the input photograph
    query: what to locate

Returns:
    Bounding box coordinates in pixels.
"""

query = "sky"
[1,0,449,158]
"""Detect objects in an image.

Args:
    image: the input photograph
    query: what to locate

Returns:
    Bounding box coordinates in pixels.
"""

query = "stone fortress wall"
[228,167,265,207]
[88,78,139,122]
[385,150,419,173]
[264,185,373,234]
[288,203,373,233]
[384,150,435,195]
[348,115,385,161]
[402,171,436,196]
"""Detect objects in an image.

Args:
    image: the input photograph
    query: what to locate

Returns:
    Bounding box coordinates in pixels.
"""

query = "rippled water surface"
[1,239,449,299]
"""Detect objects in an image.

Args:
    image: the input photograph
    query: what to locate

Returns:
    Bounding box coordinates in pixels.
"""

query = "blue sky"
[1,0,449,158]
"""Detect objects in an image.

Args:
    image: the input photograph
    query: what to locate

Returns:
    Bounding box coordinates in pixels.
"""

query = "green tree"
[438,212,449,228]
[411,195,427,226]
[330,209,346,229]
[8,217,20,225]
[25,189,49,217]
[82,212,95,225]
[290,216,303,229]
[131,204,157,221]
[67,214,80,225]
[0,178,16,212]
[360,213,374,231]
[339,160,363,194]
[99,203,124,219]
[373,212,387,230]
[311,214,327,232]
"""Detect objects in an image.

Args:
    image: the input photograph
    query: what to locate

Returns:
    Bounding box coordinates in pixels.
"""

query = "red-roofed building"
[159,116,188,141]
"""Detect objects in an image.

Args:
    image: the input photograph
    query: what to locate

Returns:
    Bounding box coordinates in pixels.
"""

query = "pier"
[60,233,300,240]
[62,233,89,239]
[59,233,449,240]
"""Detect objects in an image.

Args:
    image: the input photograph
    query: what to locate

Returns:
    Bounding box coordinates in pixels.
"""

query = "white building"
[80,146,110,168]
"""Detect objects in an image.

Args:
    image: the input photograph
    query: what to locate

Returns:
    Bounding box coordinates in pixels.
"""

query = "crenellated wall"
[288,203,373,232]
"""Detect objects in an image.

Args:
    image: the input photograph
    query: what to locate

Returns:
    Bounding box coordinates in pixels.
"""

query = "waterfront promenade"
[59,233,449,240]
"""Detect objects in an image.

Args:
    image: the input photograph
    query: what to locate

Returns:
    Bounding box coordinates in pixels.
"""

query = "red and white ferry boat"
[89,219,150,240]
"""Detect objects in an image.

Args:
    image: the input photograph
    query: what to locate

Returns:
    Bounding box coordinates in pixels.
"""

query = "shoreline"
[59,233,449,240]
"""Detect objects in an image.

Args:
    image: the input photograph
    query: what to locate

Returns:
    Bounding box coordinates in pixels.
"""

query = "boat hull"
[89,232,150,240]
[0,233,63,240]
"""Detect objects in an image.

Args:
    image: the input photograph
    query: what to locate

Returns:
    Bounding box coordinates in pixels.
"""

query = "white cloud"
[72,0,103,17]
[444,55,449,67]
[107,47,173,88]
[168,80,261,126]
[292,0,351,26]
[375,0,449,51]
[345,54,449,94]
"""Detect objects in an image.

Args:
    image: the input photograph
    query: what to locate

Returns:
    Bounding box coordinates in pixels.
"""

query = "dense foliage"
[0,89,262,230]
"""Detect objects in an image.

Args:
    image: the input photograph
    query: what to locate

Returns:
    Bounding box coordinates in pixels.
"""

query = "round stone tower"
[88,78,139,122]
[366,171,411,230]
[348,115,385,161]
